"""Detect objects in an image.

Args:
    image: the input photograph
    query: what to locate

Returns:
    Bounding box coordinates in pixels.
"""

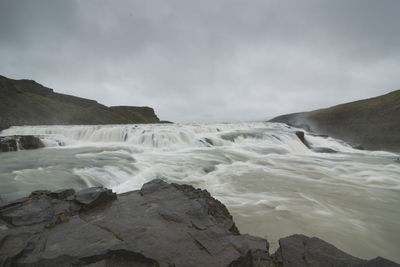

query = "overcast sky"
[0,0,399,122]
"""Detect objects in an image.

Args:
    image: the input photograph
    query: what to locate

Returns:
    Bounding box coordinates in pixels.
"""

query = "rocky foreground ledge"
[0,180,398,267]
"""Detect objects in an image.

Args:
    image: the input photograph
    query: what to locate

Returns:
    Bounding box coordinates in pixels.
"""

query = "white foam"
[2,122,400,262]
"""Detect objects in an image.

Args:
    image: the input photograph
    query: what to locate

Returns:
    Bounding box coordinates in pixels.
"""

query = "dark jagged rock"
[228,249,271,267]
[0,74,164,131]
[0,180,269,267]
[270,90,400,152]
[271,234,399,267]
[295,131,310,148]
[308,133,329,138]
[0,135,44,152]
[0,187,116,229]
[30,190,52,197]
[139,178,171,195]
[172,182,240,235]
[75,187,117,211]
[0,137,18,152]
[49,189,76,200]
[0,181,398,267]
[18,135,44,150]
[311,147,337,153]
[294,131,338,153]
[199,137,215,147]
[353,144,365,150]
[361,257,400,267]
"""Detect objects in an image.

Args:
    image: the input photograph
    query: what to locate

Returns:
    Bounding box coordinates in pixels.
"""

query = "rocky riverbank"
[270,90,400,152]
[0,179,398,266]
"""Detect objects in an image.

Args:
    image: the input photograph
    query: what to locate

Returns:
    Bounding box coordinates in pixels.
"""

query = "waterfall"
[1,122,399,262]
[0,122,362,155]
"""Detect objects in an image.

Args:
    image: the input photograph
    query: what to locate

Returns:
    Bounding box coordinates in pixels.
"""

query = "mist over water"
[1,122,399,262]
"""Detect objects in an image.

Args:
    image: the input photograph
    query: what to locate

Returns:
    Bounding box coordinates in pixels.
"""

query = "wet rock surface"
[311,147,337,153]
[0,135,44,152]
[75,187,117,211]
[271,234,399,267]
[0,138,17,152]
[295,131,310,148]
[0,180,398,267]
[295,131,338,154]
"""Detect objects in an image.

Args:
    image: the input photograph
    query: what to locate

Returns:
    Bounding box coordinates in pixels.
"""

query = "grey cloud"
[0,0,399,122]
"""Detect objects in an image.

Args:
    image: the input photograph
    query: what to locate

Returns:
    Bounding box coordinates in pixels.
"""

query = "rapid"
[1,122,399,262]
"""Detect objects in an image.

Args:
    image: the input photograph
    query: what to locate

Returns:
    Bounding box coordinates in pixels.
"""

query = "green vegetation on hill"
[270,90,400,152]
[0,75,161,131]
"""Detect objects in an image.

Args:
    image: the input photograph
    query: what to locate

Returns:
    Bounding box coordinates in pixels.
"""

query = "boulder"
[172,182,240,234]
[203,137,214,146]
[49,189,76,200]
[19,135,44,150]
[0,135,44,152]
[75,187,117,211]
[294,132,337,153]
[0,137,17,152]
[295,131,310,148]
[271,234,399,267]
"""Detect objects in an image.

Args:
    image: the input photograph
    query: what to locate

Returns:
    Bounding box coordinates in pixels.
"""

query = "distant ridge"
[270,90,400,152]
[0,75,163,131]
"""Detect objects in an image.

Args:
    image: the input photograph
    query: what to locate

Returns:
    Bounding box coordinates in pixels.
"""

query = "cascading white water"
[1,122,399,262]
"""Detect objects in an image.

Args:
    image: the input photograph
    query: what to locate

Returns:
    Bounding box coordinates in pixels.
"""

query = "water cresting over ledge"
[1,122,400,263]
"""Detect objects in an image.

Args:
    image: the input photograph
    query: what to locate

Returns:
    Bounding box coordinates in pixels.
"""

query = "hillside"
[0,75,161,131]
[270,90,400,152]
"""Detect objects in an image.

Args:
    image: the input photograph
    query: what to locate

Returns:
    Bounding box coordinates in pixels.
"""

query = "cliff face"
[0,75,161,131]
[270,90,400,152]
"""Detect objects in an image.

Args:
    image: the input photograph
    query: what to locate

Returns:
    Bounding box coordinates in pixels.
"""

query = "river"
[1,122,399,262]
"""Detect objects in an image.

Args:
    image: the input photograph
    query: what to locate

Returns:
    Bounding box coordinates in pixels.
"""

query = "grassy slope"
[0,75,160,131]
[270,90,400,152]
